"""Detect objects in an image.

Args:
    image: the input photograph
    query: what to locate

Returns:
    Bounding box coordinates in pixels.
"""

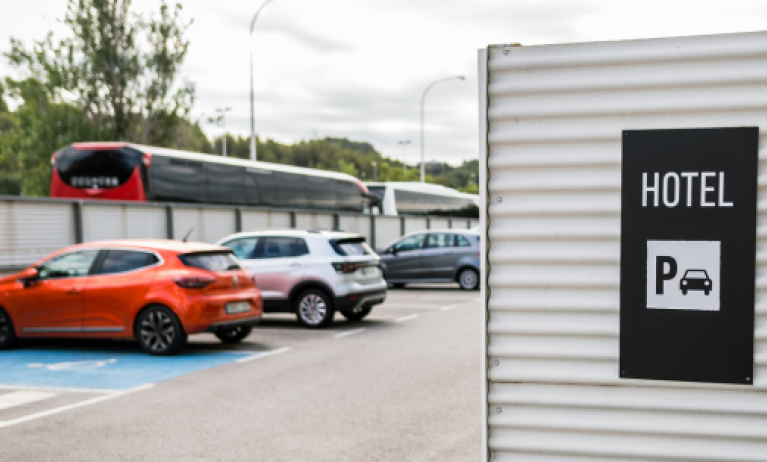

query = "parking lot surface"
[0,285,481,461]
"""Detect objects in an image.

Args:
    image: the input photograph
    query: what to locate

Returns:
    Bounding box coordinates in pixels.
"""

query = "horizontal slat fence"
[0,196,476,272]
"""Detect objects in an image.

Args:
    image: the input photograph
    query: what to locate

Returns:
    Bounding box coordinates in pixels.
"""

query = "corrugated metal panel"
[0,201,74,267]
[374,216,401,251]
[200,209,236,243]
[173,207,234,243]
[339,215,371,242]
[295,212,333,231]
[485,32,767,461]
[430,217,450,230]
[241,210,291,231]
[404,217,427,234]
[83,205,165,241]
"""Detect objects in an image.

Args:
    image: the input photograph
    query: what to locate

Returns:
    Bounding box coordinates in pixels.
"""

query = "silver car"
[379,229,481,290]
[216,230,387,328]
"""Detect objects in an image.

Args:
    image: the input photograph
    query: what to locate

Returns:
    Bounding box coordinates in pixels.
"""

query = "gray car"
[379,229,481,290]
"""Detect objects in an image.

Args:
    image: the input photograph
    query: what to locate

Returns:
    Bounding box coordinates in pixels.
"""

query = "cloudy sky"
[2,0,767,165]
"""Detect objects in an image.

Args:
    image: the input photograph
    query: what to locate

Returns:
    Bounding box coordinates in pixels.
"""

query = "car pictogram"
[680,269,712,295]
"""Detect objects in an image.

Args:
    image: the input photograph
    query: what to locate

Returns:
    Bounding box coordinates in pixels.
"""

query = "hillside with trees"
[0,0,477,197]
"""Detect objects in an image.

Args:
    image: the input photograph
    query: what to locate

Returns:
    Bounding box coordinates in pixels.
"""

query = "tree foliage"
[6,0,193,144]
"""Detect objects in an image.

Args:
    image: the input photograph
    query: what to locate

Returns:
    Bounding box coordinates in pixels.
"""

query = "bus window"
[305,175,335,209]
[148,156,207,202]
[206,163,246,205]
[273,171,307,208]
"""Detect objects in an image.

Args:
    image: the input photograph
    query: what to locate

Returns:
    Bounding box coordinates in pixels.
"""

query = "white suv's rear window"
[331,239,372,256]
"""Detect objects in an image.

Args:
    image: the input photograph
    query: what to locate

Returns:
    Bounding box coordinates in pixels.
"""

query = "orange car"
[0,240,262,355]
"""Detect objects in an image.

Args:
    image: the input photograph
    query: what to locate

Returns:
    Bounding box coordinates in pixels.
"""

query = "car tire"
[390,283,406,289]
[342,306,372,321]
[682,289,687,295]
[705,290,710,296]
[0,308,16,350]
[295,289,335,328]
[215,325,253,344]
[458,268,480,290]
[136,306,187,356]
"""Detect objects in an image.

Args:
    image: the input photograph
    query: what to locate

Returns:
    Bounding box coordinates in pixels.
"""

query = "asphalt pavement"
[0,284,482,461]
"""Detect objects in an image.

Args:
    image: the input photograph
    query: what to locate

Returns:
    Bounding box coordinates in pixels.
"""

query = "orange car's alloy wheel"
[0,309,15,349]
[137,306,186,356]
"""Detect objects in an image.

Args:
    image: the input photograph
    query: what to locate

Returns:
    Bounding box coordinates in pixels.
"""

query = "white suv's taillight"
[332,261,379,274]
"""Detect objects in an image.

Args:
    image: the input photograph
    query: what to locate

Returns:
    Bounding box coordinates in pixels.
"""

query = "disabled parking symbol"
[27,359,118,371]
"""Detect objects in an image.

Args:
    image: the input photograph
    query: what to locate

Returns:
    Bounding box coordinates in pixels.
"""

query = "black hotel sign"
[620,127,758,385]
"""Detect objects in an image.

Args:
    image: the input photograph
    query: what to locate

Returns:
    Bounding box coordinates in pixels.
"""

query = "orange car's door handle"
[66,288,82,295]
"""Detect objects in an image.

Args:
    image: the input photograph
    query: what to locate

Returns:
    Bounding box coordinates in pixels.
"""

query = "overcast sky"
[2,0,767,165]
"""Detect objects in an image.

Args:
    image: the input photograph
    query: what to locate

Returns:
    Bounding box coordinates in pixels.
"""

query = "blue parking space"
[0,349,257,391]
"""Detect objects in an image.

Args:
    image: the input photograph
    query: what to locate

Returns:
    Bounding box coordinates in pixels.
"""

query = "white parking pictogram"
[27,359,118,371]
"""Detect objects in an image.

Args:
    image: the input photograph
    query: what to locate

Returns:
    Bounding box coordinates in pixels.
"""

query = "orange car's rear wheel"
[0,308,16,350]
[136,306,187,356]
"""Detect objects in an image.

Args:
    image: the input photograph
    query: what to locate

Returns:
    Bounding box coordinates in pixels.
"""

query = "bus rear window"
[179,252,241,271]
[331,238,372,256]
[55,148,140,189]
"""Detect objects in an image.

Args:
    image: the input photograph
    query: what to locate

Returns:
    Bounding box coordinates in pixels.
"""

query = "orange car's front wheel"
[0,308,16,350]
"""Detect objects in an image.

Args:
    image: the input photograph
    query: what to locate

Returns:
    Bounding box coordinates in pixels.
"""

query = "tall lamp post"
[210,107,232,156]
[398,140,411,177]
[420,76,465,182]
[249,0,278,162]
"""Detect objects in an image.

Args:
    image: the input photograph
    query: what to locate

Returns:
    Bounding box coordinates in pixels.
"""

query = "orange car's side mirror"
[18,267,39,287]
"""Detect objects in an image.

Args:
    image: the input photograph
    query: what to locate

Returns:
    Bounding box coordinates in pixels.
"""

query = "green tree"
[6,0,194,145]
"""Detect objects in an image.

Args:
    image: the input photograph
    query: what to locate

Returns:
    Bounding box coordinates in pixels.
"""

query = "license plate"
[225,301,250,314]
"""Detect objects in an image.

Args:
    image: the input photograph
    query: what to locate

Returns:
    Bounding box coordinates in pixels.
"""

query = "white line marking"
[0,384,114,394]
[235,347,292,363]
[440,304,458,311]
[0,384,154,429]
[396,314,419,323]
[334,328,366,339]
[0,391,57,411]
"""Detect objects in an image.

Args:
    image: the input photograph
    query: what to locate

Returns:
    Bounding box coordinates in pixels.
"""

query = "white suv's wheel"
[458,268,479,290]
[296,289,335,328]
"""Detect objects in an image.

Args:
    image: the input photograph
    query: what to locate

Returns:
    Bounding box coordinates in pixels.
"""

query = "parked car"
[217,230,386,328]
[0,240,262,355]
[379,229,481,290]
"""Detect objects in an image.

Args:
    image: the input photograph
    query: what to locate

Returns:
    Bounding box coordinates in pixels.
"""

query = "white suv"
[216,230,387,328]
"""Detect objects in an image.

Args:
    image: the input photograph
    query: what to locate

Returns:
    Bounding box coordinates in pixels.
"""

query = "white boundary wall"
[482,32,767,461]
[0,198,475,271]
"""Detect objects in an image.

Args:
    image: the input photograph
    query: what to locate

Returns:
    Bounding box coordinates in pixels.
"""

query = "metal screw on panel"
[493,360,499,367]
[496,407,502,414]
[497,197,502,203]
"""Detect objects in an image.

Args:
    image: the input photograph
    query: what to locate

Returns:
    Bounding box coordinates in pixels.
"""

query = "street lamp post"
[249,0,278,162]
[371,161,378,182]
[398,140,411,177]
[420,76,465,182]
[211,107,232,156]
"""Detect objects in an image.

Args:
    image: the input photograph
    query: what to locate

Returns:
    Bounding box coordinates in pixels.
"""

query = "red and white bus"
[50,142,370,212]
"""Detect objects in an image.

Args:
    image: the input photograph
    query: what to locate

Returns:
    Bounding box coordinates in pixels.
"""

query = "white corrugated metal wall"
[339,215,371,243]
[295,212,334,231]
[173,207,237,243]
[405,217,428,234]
[484,32,767,461]
[83,204,166,241]
[0,201,74,267]
[241,209,291,231]
[374,216,401,251]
